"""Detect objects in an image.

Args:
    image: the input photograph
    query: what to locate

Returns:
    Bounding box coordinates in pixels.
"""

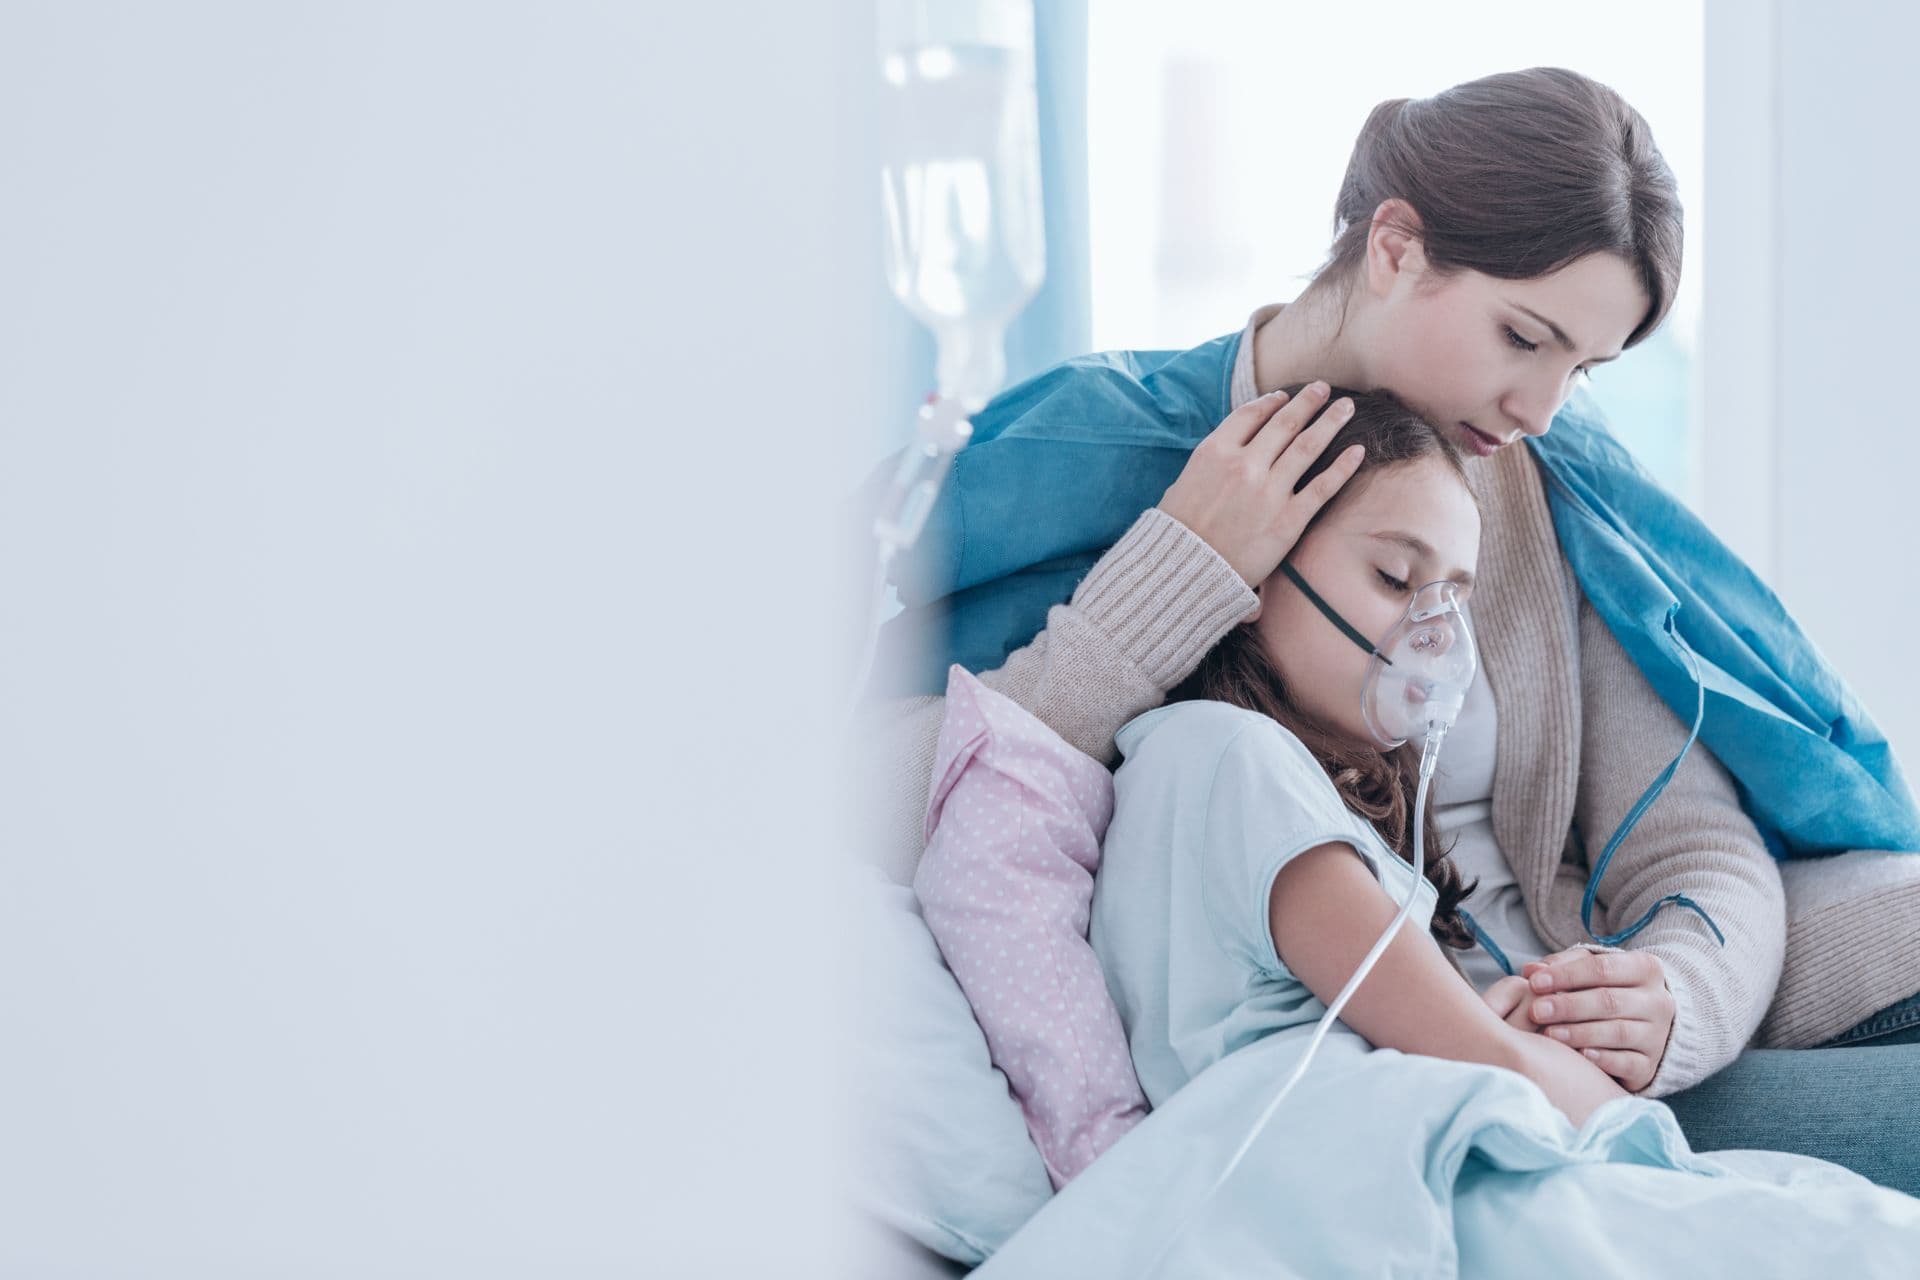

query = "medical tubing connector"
[873,395,973,557]
[1142,723,1449,1278]
[849,396,974,707]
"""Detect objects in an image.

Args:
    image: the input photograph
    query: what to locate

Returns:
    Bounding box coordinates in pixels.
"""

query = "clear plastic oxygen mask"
[1143,565,1477,1277]
[1357,577,1479,758]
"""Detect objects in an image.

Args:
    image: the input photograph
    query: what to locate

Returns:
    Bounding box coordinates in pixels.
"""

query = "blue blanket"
[976,1030,1920,1277]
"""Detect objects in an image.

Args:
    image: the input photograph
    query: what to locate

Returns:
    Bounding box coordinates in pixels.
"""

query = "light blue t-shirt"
[1089,700,1438,1107]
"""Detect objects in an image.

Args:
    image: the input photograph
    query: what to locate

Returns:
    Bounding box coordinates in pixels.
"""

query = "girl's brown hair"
[1168,386,1480,950]
[1312,67,1683,349]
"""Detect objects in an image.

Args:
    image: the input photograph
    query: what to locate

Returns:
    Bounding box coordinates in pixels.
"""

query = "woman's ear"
[1240,585,1264,626]
[1363,197,1428,299]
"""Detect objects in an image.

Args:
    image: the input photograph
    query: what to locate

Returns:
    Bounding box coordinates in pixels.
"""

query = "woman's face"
[1363,247,1651,459]
[1248,456,1481,747]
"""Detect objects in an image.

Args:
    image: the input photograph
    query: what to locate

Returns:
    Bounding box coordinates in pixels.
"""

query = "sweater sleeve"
[1569,599,1786,1098]
[852,508,1256,886]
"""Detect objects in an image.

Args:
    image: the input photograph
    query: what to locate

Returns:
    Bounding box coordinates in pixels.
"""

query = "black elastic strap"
[1278,561,1392,665]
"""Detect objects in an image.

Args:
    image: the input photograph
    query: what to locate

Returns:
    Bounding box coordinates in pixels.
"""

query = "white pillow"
[844,863,1053,1265]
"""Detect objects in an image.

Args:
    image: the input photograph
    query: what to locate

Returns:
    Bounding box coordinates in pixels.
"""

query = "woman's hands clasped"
[1484,950,1676,1094]
[1156,383,1363,603]
[1519,949,1676,1094]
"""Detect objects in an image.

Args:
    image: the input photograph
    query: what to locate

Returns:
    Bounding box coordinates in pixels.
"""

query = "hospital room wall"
[1708,0,1920,787]
[0,2,862,1275]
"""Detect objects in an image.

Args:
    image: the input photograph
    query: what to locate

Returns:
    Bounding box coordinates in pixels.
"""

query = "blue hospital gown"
[976,701,1920,1278]
[1090,699,1438,1105]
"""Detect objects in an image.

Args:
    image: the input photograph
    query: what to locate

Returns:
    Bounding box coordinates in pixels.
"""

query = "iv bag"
[878,0,1047,411]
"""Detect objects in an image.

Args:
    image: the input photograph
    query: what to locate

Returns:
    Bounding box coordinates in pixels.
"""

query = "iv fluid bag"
[879,1,1046,411]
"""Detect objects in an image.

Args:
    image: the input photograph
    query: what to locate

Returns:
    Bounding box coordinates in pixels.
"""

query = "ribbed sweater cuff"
[1069,508,1257,692]
[1639,968,1705,1098]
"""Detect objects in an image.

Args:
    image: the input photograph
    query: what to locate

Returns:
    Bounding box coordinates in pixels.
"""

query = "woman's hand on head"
[1156,383,1365,600]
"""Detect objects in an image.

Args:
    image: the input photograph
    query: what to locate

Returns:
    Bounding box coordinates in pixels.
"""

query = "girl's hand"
[1519,949,1675,1094]
[1156,383,1364,599]
[1481,974,1546,1033]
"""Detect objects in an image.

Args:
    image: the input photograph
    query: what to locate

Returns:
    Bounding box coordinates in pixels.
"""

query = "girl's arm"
[1270,843,1628,1129]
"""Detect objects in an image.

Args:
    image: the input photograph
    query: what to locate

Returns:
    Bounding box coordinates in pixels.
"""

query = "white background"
[0,1,866,1274]
[1766,0,1920,779]
[1085,0,1705,503]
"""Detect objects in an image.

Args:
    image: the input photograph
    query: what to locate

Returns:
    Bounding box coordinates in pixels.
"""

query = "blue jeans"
[1661,990,1920,1196]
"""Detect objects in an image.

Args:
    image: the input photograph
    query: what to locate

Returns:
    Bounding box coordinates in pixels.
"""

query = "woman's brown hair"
[1168,386,1481,951]
[1311,66,1683,349]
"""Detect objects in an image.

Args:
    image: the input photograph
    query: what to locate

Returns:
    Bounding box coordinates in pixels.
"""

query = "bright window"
[1087,1,1705,502]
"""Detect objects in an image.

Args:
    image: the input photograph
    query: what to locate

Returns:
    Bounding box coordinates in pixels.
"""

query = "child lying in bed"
[1090,385,1625,1129]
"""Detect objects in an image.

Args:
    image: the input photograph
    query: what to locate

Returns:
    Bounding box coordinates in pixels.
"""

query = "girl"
[862,65,1920,1194]
[1095,389,1623,1131]
[975,393,1920,1278]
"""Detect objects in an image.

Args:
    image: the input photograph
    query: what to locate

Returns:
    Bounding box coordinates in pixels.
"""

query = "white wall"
[1706,0,1920,778]
[0,3,864,1274]
[1700,0,1777,581]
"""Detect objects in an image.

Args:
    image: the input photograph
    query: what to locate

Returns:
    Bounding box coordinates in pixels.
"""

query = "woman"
[859,65,1920,1193]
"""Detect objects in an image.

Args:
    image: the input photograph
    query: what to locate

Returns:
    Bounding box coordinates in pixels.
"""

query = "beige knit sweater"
[855,320,1920,1100]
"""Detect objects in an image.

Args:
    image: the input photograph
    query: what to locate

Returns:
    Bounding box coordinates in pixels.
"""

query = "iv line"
[1140,725,1449,1278]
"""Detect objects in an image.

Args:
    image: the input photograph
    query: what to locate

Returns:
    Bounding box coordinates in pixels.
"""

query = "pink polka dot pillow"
[913,665,1148,1189]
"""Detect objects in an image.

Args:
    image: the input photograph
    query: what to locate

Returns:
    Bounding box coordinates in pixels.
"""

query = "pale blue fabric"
[869,325,1920,898]
[1090,700,1437,1107]
[973,700,1920,1276]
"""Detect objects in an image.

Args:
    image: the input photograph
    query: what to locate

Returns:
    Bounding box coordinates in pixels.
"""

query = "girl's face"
[1360,239,1651,459]
[1247,456,1481,747]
